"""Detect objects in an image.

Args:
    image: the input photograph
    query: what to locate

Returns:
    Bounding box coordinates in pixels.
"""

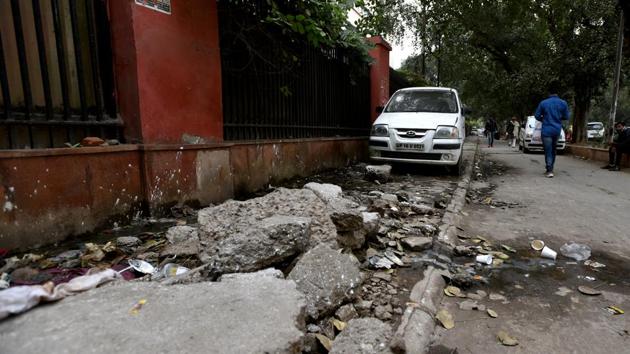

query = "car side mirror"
[376,106,384,113]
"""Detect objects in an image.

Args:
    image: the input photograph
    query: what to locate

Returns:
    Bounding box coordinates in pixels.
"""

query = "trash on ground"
[436,309,455,329]
[577,285,602,296]
[475,254,493,265]
[129,298,147,315]
[540,246,557,260]
[0,273,10,290]
[560,242,591,261]
[489,293,507,301]
[444,286,462,297]
[487,309,498,318]
[124,259,156,275]
[0,269,120,320]
[578,275,596,281]
[555,286,573,297]
[607,306,624,315]
[497,330,519,346]
[459,299,478,311]
[161,263,190,278]
[584,260,606,268]
[531,240,545,251]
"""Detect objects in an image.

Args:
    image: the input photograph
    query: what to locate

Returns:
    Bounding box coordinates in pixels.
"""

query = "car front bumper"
[523,139,566,151]
[368,137,463,165]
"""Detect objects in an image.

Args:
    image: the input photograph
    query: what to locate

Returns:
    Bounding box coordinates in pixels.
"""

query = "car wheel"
[447,155,463,176]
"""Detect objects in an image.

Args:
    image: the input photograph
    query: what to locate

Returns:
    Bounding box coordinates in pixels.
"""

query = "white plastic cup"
[541,246,557,260]
[476,254,493,265]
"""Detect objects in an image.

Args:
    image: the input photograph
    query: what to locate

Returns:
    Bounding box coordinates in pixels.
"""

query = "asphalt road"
[429,139,630,354]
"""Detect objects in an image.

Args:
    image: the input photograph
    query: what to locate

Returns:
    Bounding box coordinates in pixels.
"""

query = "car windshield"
[588,123,603,130]
[385,90,458,113]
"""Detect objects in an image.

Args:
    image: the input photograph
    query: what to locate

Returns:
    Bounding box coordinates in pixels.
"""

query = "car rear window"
[385,90,458,113]
[588,123,603,130]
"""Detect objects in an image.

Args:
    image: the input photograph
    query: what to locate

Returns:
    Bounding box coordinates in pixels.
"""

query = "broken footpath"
[0,143,478,354]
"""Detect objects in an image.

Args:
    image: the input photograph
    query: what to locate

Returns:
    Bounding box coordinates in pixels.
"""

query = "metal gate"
[0,0,120,149]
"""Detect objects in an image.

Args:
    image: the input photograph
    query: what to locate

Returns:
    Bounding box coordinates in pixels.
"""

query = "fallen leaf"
[501,244,517,253]
[497,330,519,346]
[332,319,347,331]
[315,334,333,351]
[492,259,504,267]
[494,252,510,260]
[487,309,498,318]
[607,306,624,315]
[578,286,602,296]
[436,309,455,329]
[471,238,482,244]
[129,299,147,315]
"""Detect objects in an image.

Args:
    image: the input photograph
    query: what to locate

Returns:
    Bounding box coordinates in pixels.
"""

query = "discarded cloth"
[0,268,121,320]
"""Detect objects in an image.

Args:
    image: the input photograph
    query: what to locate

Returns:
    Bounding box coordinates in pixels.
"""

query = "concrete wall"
[566,144,630,167]
[108,0,223,144]
[0,138,367,250]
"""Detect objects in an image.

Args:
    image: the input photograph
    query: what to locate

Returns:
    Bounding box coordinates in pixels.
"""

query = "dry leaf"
[501,244,517,253]
[436,309,455,329]
[487,309,498,318]
[315,334,333,351]
[494,252,510,260]
[332,319,347,331]
[497,330,519,346]
[608,306,624,315]
[444,286,462,297]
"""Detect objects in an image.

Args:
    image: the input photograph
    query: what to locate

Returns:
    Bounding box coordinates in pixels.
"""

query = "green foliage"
[376,0,620,142]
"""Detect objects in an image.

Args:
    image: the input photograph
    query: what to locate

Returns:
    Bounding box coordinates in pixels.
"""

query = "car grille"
[381,151,442,160]
[394,128,429,139]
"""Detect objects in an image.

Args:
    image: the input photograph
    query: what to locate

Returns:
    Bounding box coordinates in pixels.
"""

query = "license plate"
[396,143,424,151]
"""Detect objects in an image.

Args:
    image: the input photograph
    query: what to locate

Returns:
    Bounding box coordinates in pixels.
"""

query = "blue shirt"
[535,95,570,137]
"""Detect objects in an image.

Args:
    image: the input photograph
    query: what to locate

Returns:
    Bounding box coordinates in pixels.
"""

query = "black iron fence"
[218,1,371,141]
[0,0,120,149]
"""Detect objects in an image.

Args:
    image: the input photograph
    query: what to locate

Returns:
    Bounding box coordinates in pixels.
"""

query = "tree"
[375,0,620,143]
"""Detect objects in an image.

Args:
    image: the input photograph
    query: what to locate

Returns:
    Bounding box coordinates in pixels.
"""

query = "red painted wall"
[109,0,223,144]
[368,36,392,123]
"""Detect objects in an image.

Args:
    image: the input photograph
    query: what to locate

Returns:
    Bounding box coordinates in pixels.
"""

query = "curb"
[390,140,480,354]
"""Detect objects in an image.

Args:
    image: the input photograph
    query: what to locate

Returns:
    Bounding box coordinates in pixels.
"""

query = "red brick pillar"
[108,0,223,144]
[368,36,392,123]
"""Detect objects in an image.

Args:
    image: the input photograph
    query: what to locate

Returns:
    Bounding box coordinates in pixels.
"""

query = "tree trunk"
[572,95,590,144]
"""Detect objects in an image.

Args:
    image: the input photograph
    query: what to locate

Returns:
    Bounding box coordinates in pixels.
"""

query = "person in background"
[510,117,520,148]
[484,118,498,147]
[602,121,630,171]
[534,84,570,178]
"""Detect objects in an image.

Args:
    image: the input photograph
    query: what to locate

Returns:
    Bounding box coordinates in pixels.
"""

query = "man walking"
[535,87,570,178]
[485,118,497,147]
[602,121,630,171]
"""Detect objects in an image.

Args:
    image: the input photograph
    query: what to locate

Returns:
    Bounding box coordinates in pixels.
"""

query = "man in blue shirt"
[535,90,570,178]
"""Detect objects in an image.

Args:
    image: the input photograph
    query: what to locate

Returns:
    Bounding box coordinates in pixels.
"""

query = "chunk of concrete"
[219,267,285,281]
[200,215,311,274]
[328,198,363,232]
[330,318,393,354]
[401,237,433,251]
[304,182,343,203]
[288,244,363,320]
[366,165,392,183]
[336,304,359,322]
[198,188,338,248]
[0,277,306,354]
[115,237,141,253]
[161,225,201,257]
[362,212,380,236]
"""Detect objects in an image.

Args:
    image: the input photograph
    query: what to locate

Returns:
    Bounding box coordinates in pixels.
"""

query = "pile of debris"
[1,164,460,353]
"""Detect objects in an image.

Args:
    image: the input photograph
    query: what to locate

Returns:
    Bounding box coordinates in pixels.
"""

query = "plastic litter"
[560,242,591,261]
[541,246,557,260]
[0,273,10,290]
[162,263,190,278]
[0,269,120,320]
[530,240,545,251]
[584,260,606,268]
[475,254,493,265]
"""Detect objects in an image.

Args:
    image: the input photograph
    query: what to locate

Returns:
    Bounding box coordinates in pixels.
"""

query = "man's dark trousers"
[609,144,630,166]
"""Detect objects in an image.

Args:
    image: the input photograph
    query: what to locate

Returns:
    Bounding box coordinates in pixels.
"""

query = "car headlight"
[526,132,533,138]
[371,124,389,137]
[434,126,459,139]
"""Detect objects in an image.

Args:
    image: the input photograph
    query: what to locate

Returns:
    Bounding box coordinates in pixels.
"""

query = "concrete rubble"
[330,318,393,354]
[0,274,306,354]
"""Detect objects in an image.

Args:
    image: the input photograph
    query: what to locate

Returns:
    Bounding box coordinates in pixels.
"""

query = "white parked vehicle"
[587,122,605,140]
[369,87,466,173]
[519,115,566,153]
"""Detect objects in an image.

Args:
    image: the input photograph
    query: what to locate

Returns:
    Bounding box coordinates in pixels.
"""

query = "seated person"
[603,121,630,171]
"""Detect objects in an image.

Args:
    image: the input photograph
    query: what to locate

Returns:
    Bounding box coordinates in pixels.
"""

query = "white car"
[519,115,566,153]
[587,122,605,140]
[369,87,465,173]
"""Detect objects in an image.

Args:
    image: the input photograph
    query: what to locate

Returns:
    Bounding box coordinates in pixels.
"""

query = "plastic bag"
[560,242,591,261]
